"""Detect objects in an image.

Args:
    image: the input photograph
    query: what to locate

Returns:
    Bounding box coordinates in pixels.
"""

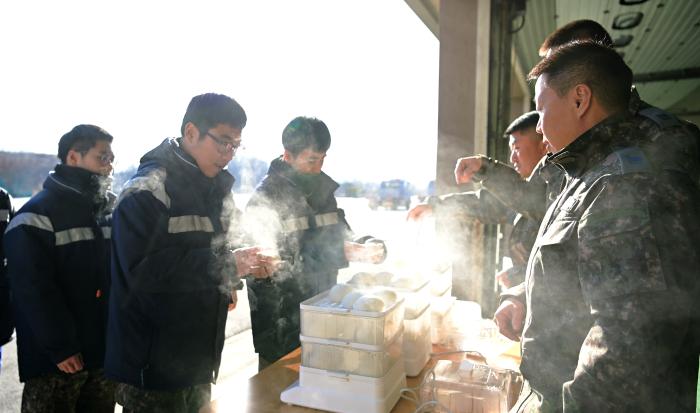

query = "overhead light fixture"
[613,34,634,47]
[613,12,644,30]
[619,0,648,5]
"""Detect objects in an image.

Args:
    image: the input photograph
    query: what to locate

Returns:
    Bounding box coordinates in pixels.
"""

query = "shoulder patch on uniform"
[638,107,680,129]
[605,147,651,175]
[116,167,170,209]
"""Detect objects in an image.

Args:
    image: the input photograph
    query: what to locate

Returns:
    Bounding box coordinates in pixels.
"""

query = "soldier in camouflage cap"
[407,111,548,289]
[504,40,700,412]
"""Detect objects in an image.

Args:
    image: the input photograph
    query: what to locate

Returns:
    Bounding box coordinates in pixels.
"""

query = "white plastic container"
[281,351,407,413]
[419,359,522,413]
[402,301,431,376]
[430,268,452,298]
[300,290,404,346]
[301,326,403,378]
[431,296,456,344]
[445,318,515,366]
[376,277,430,323]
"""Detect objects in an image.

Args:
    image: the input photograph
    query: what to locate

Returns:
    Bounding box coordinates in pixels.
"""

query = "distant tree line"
[0,151,417,199]
[0,151,57,197]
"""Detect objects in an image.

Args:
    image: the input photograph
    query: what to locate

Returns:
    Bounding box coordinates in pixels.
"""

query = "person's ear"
[183,122,200,145]
[65,149,82,166]
[573,84,592,117]
[282,150,292,162]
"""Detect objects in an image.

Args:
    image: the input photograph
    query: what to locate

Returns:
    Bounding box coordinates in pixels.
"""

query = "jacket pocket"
[536,219,581,295]
[577,205,666,303]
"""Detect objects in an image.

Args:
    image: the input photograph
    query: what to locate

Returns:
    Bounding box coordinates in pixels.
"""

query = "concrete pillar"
[435,0,491,196]
[435,0,492,309]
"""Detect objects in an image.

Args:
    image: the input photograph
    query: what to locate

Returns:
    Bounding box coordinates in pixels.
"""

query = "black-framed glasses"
[206,132,242,155]
[97,153,115,165]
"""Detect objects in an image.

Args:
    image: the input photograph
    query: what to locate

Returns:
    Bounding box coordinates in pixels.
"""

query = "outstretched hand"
[406,203,433,221]
[454,156,483,184]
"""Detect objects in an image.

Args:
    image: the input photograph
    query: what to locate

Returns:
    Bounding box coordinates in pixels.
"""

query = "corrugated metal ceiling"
[406,0,700,122]
[514,0,700,117]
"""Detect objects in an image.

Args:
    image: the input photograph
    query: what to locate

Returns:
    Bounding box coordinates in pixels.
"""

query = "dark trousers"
[115,382,212,413]
[21,369,115,413]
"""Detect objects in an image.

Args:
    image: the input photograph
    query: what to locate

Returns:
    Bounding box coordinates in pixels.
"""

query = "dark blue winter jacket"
[0,187,15,350]
[105,138,241,391]
[4,165,113,382]
[245,157,354,362]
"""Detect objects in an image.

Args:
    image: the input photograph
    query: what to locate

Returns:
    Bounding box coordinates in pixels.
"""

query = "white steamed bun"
[328,283,355,303]
[352,295,385,312]
[349,272,376,286]
[373,289,397,306]
[340,291,364,309]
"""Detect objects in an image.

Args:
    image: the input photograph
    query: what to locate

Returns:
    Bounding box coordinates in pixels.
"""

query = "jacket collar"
[267,156,339,197]
[547,113,635,178]
[45,164,115,213]
[139,138,235,195]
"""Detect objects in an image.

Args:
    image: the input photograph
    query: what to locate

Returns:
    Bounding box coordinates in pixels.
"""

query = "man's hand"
[234,247,284,279]
[233,246,262,277]
[493,298,525,341]
[57,353,84,374]
[344,241,386,264]
[406,203,433,221]
[454,156,483,184]
[495,268,513,289]
[228,290,238,311]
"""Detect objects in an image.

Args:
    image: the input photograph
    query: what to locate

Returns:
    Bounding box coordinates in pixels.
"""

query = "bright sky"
[0,0,438,187]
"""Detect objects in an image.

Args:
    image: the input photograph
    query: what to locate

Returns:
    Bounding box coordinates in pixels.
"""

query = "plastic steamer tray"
[281,290,406,413]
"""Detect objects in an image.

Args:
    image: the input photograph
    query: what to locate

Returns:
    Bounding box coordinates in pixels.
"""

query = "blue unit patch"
[611,147,651,174]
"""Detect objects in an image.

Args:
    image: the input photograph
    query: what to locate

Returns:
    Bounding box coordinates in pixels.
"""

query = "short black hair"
[504,111,540,137]
[539,19,613,57]
[180,93,247,137]
[282,117,331,156]
[57,124,114,164]
[528,41,632,114]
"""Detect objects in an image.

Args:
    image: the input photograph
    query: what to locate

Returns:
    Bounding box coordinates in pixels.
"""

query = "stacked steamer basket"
[280,280,406,413]
[347,271,433,377]
[429,267,456,345]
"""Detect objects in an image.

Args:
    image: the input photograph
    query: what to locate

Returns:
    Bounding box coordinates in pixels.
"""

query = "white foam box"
[402,301,432,377]
[300,290,404,346]
[281,356,406,413]
[431,296,456,345]
[300,325,403,378]
[419,359,521,413]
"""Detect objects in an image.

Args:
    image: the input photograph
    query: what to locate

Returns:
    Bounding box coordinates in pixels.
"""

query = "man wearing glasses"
[4,124,117,412]
[105,93,272,412]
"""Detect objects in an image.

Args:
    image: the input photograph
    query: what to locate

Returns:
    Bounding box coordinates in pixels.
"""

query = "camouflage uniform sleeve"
[475,157,548,222]
[427,189,511,224]
[563,173,692,411]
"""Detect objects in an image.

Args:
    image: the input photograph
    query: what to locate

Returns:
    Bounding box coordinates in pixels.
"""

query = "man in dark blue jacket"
[245,116,387,369]
[0,186,14,372]
[106,93,271,413]
[4,125,116,412]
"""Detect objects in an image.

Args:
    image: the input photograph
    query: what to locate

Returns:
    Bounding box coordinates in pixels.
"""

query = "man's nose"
[536,119,543,134]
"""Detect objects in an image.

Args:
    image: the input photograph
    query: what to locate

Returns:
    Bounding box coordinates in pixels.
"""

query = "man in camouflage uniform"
[408,111,548,289]
[452,19,700,341]
[507,40,699,412]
